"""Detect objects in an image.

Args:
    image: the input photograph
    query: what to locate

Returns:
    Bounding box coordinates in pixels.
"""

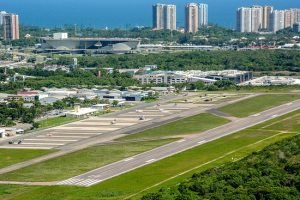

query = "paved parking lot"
[0,103,200,150]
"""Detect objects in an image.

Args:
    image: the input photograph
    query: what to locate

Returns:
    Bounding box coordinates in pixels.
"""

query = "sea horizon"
[0,0,299,29]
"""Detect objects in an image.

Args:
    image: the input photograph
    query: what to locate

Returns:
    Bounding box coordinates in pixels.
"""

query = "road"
[57,99,300,187]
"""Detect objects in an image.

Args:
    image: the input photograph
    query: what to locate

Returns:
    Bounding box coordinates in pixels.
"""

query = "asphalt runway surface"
[57,99,300,187]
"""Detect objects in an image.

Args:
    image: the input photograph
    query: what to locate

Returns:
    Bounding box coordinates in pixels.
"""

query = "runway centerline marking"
[123,157,134,162]
[198,140,207,144]
[145,159,156,163]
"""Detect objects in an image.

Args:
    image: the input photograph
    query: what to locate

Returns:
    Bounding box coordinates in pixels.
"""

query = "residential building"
[294,22,300,32]
[237,7,252,32]
[262,6,273,31]
[153,4,165,30]
[251,6,263,32]
[164,4,176,30]
[199,3,208,27]
[293,9,300,23]
[270,10,285,32]
[284,9,293,28]
[16,92,38,102]
[185,3,199,33]
[6,95,23,102]
[153,4,176,30]
[237,5,274,32]
[2,13,19,40]
[0,11,7,25]
[284,8,300,28]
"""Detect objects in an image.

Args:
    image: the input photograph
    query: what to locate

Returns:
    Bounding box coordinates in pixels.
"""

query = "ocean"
[0,0,299,29]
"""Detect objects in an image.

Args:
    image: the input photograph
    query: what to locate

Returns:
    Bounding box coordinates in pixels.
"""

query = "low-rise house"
[6,95,23,102]
[40,97,60,105]
[17,92,39,102]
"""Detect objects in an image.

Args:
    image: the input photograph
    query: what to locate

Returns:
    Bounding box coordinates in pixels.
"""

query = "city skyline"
[237,5,300,33]
[0,0,299,29]
[1,2,299,33]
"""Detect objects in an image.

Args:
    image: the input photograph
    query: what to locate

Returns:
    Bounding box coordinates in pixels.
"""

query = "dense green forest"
[142,135,300,200]
[48,50,300,72]
[0,68,139,92]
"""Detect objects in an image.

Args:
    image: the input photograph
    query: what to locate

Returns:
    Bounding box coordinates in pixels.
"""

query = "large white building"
[53,32,68,40]
[134,72,187,85]
[270,10,285,32]
[199,4,208,27]
[237,7,252,32]
[237,5,300,33]
[134,70,252,85]
[262,6,273,31]
[0,11,7,25]
[284,8,300,29]
[164,4,177,30]
[153,4,176,31]
[251,6,263,32]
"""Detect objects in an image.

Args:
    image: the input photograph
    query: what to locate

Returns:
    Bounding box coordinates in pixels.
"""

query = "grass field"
[219,94,300,118]
[118,113,230,141]
[0,139,175,182]
[0,149,53,169]
[36,116,78,129]
[0,110,299,200]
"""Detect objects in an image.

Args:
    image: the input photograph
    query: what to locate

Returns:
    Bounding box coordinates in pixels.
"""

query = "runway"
[57,100,300,187]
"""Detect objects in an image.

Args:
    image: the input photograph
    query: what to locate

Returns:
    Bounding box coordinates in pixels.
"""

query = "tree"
[112,100,119,107]
[53,101,66,110]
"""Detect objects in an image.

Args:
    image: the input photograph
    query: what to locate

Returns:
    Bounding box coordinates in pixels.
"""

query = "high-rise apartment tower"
[185,3,199,33]
[153,4,176,30]
[2,13,19,41]
[199,4,208,27]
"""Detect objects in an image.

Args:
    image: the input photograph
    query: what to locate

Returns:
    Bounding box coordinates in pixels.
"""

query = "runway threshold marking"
[177,139,186,143]
[57,178,84,185]
[0,146,53,150]
[75,179,101,187]
[24,139,78,142]
[21,143,65,146]
[37,135,89,139]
